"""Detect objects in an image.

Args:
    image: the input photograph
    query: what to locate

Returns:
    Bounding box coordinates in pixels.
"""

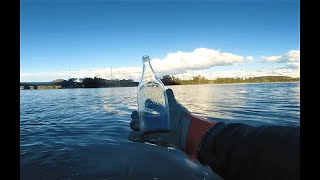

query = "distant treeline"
[160,75,300,85]
[55,77,138,88]
[53,75,299,89]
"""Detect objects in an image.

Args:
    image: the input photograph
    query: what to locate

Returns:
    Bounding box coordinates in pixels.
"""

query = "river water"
[20,82,300,179]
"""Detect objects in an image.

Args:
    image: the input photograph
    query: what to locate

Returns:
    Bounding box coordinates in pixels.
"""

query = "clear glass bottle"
[137,55,170,132]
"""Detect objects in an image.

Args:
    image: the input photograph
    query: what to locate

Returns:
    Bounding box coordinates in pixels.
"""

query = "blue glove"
[128,89,191,150]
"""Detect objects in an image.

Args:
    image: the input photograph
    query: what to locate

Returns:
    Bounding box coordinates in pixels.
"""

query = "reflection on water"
[20,82,299,179]
[169,82,300,126]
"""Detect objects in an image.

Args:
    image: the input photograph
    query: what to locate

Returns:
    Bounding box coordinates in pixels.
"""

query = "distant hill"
[160,75,300,85]
[52,79,65,83]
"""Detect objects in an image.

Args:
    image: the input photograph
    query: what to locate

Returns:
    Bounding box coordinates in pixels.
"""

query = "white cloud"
[262,50,300,63]
[246,56,254,61]
[21,48,244,82]
[20,67,142,82]
[150,48,244,76]
[21,65,300,82]
[286,50,300,62]
[286,62,300,69]
[174,68,300,80]
[261,50,300,72]
[20,48,300,82]
[261,55,281,62]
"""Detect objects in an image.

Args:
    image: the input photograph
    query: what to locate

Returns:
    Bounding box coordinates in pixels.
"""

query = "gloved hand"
[128,89,192,151]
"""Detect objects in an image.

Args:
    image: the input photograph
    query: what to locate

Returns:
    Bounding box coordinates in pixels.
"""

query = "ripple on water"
[20,83,299,178]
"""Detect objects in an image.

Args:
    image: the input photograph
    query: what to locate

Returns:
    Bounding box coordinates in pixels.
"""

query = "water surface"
[20,82,300,179]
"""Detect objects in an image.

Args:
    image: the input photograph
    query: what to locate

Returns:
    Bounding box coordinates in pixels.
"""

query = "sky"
[20,0,300,82]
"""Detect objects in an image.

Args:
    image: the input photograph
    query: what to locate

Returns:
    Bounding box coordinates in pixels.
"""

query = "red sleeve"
[185,113,216,159]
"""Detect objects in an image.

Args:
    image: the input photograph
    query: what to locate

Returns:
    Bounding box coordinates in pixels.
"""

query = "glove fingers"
[130,111,140,131]
[128,130,180,149]
[144,99,167,115]
[166,89,177,107]
[142,133,168,147]
[131,111,139,120]
[142,131,179,148]
[130,119,140,131]
[128,131,144,142]
[128,131,168,146]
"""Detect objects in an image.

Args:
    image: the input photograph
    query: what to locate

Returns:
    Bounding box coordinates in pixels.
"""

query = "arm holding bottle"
[129,89,300,180]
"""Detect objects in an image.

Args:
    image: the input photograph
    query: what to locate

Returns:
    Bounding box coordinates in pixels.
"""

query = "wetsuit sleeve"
[198,122,300,180]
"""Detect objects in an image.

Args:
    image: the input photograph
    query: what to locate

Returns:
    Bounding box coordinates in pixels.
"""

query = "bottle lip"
[142,55,150,62]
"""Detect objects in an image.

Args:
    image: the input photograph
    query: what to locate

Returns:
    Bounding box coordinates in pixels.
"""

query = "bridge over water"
[20,82,62,90]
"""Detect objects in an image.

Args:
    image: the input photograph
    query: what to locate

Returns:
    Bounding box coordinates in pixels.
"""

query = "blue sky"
[20,0,300,81]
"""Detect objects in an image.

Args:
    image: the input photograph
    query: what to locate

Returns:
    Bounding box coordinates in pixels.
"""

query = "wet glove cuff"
[177,113,192,151]
[184,114,216,159]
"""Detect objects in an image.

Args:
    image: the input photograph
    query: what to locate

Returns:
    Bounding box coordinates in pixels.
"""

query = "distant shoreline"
[170,80,300,85]
[20,76,300,90]
[173,80,300,86]
[20,81,301,90]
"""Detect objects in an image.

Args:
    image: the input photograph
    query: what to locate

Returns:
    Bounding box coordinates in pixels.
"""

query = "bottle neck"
[142,60,156,80]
